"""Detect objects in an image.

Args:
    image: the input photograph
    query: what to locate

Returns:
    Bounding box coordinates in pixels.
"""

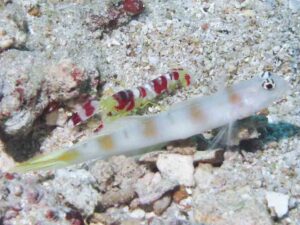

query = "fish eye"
[262,78,276,90]
[260,71,276,90]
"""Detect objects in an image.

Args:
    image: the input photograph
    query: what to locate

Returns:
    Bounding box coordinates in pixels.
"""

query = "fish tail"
[10,149,81,173]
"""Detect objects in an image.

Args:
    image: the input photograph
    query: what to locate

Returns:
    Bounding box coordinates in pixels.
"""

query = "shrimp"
[70,68,192,126]
[12,72,290,173]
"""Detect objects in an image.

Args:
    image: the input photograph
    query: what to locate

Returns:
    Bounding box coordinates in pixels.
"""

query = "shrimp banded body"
[13,72,289,173]
[71,68,192,126]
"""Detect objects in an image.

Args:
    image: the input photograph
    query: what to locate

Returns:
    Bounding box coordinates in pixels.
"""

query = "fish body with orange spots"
[12,72,290,173]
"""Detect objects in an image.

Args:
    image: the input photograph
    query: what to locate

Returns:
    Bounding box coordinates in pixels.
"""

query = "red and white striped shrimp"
[12,72,290,173]
[70,68,192,126]
[70,99,100,126]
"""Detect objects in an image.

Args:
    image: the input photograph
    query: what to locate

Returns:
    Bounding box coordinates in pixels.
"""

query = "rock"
[0,50,100,161]
[129,208,145,219]
[165,144,196,155]
[193,187,273,225]
[27,5,42,17]
[88,212,114,225]
[265,191,289,219]
[135,172,177,205]
[0,5,27,52]
[194,164,214,189]
[89,160,114,192]
[129,198,140,209]
[153,194,172,215]
[288,197,298,210]
[0,50,46,135]
[108,156,145,186]
[138,151,165,164]
[156,154,194,186]
[121,219,142,225]
[139,146,195,164]
[87,0,144,35]
[173,186,189,203]
[193,149,225,167]
[147,217,165,225]
[99,186,136,210]
[48,169,99,216]
[157,202,193,224]
[0,171,78,225]
[178,196,192,211]
[45,108,68,126]
[0,141,14,172]
[93,156,145,210]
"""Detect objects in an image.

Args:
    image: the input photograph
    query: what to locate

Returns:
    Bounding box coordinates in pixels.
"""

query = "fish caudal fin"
[11,149,80,173]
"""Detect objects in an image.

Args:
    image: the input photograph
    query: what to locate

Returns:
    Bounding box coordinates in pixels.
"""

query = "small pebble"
[194,164,214,189]
[12,185,23,196]
[4,172,15,180]
[129,208,146,219]
[45,209,58,220]
[28,5,42,17]
[123,0,144,15]
[178,196,192,210]
[266,191,289,219]
[194,149,225,166]
[0,28,6,37]
[152,194,171,215]
[173,186,189,203]
[135,172,177,204]
[121,219,142,225]
[157,154,194,186]
[0,38,14,50]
